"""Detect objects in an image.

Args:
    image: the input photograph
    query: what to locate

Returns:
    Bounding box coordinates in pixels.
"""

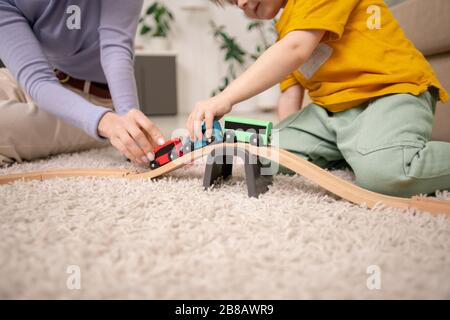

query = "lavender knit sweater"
[0,0,143,140]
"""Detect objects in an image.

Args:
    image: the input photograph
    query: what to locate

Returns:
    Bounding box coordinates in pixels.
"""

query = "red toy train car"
[150,137,184,169]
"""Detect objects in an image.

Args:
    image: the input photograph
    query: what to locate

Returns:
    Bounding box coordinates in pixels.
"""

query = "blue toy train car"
[182,120,223,153]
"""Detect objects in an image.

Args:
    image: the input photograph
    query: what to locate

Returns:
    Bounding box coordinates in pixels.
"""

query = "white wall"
[137,0,279,115]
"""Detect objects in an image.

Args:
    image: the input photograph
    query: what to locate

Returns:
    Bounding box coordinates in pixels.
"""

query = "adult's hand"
[98,109,165,167]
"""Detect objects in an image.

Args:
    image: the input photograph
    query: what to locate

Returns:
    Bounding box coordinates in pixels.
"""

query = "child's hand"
[187,93,232,140]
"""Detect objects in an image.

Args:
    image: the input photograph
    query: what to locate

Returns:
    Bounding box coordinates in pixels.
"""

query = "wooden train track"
[1,143,449,216]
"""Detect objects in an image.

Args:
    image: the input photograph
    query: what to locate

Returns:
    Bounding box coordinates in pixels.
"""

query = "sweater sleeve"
[98,0,142,115]
[0,1,112,141]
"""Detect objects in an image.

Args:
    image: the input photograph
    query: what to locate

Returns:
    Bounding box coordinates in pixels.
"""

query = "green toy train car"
[223,116,273,146]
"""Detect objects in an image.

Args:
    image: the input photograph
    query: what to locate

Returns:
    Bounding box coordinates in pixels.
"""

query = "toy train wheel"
[183,142,194,154]
[206,135,215,145]
[250,133,263,146]
[150,161,160,170]
[224,130,237,143]
[169,150,179,161]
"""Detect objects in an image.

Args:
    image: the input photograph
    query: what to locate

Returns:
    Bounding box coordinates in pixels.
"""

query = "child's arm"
[187,29,325,139]
[278,84,305,121]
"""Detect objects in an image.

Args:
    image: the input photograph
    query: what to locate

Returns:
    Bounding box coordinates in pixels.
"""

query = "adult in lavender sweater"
[0,0,165,167]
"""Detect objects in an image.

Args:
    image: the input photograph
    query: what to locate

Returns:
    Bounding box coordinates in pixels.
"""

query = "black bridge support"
[203,146,273,198]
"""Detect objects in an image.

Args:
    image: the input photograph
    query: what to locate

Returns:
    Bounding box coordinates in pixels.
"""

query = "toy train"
[150,137,184,170]
[182,120,224,154]
[149,117,273,170]
[223,116,273,146]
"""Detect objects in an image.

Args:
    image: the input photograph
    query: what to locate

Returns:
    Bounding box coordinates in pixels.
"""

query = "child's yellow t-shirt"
[277,0,449,112]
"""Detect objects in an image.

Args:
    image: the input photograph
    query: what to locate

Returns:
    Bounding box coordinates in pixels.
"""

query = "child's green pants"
[272,90,450,198]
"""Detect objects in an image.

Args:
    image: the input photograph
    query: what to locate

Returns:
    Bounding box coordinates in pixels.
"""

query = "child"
[187,0,450,198]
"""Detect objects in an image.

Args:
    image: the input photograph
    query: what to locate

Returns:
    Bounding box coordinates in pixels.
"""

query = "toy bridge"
[1,143,449,216]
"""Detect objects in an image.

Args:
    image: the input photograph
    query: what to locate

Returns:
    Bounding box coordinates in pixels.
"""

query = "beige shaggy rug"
[0,146,449,299]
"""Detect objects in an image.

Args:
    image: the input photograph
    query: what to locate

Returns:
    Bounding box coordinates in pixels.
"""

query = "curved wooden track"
[1,143,449,216]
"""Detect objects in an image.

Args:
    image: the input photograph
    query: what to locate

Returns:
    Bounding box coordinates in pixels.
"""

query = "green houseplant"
[138,1,175,51]
[210,21,247,96]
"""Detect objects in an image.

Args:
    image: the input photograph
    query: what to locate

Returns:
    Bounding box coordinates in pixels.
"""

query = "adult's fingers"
[125,123,153,160]
[135,113,165,147]
[111,138,138,166]
[119,132,148,166]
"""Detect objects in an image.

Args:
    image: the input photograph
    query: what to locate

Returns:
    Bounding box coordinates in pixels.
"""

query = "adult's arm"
[96,0,168,167]
[0,2,112,140]
[98,0,142,115]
